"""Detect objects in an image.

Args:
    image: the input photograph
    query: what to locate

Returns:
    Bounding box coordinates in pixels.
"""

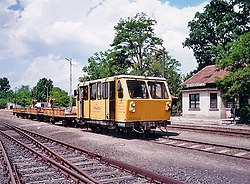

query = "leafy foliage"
[111,12,164,75]
[0,77,12,108]
[16,85,32,107]
[31,78,53,102]
[50,87,70,107]
[183,0,249,72]
[80,13,183,114]
[216,32,250,123]
[0,77,71,108]
[215,32,250,100]
[0,77,11,99]
[80,50,117,81]
[239,105,250,123]
[81,13,182,104]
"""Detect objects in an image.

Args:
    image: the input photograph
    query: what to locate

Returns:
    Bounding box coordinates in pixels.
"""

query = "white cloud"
[20,55,83,93]
[0,0,208,92]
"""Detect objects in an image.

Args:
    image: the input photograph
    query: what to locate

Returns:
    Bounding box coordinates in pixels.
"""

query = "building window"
[210,93,217,109]
[189,94,200,109]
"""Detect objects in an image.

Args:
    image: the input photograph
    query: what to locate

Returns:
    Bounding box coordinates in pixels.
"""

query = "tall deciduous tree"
[111,12,164,75]
[216,32,250,123]
[216,32,250,100]
[16,85,32,107]
[81,13,182,112]
[50,87,70,107]
[0,77,11,98]
[32,78,53,102]
[80,50,116,81]
[183,0,249,71]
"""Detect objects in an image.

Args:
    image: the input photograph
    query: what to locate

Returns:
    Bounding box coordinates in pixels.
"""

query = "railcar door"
[109,81,116,120]
[79,86,84,117]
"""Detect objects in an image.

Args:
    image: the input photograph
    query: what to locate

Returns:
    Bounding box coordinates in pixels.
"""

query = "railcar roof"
[78,75,166,86]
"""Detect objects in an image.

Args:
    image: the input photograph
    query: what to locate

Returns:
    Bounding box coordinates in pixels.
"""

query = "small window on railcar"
[76,88,80,101]
[126,80,149,99]
[102,82,108,99]
[83,86,88,100]
[90,83,97,100]
[117,80,123,99]
[97,82,102,100]
[148,82,169,99]
[79,86,83,101]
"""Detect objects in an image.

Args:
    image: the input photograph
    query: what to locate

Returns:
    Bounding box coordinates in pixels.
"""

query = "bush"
[0,99,7,109]
[239,105,250,124]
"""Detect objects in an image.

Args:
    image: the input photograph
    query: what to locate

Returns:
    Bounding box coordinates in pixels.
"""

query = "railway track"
[0,122,182,184]
[168,124,250,138]
[152,136,250,160]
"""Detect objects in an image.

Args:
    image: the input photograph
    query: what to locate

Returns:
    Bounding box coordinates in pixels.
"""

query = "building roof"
[182,65,228,88]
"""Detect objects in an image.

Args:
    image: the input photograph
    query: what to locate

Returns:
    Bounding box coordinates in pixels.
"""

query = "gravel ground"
[1,110,250,184]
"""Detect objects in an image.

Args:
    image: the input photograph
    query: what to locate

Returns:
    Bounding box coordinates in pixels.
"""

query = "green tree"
[111,12,164,75]
[16,85,32,107]
[80,50,116,82]
[216,32,250,123]
[0,77,12,108]
[50,87,70,107]
[81,13,182,113]
[0,77,11,98]
[32,78,53,102]
[183,0,249,72]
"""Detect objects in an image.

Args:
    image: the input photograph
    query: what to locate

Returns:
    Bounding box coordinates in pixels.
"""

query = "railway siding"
[153,137,250,160]
[0,121,183,184]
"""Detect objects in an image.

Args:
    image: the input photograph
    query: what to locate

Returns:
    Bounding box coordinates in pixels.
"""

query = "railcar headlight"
[165,102,172,111]
[129,102,136,113]
[131,108,136,113]
[130,101,136,107]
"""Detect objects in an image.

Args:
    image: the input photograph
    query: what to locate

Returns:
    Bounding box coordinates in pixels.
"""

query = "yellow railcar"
[75,75,172,132]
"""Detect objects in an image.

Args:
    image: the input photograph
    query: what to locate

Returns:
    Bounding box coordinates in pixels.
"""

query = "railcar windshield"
[127,80,149,99]
[147,81,169,99]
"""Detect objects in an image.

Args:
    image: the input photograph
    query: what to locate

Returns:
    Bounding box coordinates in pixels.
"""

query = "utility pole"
[162,46,165,78]
[47,86,48,102]
[65,58,72,109]
[15,87,17,107]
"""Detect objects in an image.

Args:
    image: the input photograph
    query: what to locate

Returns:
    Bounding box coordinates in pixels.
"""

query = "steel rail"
[168,137,250,151]
[169,124,250,137]
[1,122,100,184]
[0,130,96,184]
[155,137,250,160]
[101,156,183,184]
[9,123,184,184]
[0,140,19,184]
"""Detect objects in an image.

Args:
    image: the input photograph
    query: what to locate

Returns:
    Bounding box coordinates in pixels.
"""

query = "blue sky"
[0,0,209,93]
[163,0,208,8]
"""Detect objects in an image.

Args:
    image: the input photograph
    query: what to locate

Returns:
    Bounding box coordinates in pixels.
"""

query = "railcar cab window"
[102,82,108,99]
[127,80,148,99]
[117,80,123,99]
[97,82,101,100]
[90,83,97,100]
[79,86,83,101]
[82,86,88,100]
[74,89,79,101]
[148,82,169,99]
